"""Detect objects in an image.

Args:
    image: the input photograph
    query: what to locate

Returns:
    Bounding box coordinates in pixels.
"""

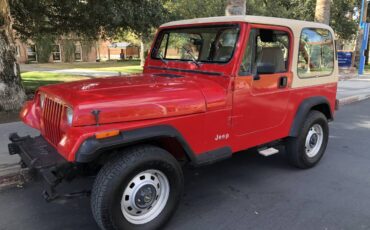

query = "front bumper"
[8,133,72,201]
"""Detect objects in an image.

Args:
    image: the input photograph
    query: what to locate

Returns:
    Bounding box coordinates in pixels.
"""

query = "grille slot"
[42,97,65,146]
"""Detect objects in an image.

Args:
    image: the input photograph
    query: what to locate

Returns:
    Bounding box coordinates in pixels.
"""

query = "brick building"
[15,39,140,64]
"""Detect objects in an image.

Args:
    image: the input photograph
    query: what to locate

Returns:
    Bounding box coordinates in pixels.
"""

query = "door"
[232,24,293,136]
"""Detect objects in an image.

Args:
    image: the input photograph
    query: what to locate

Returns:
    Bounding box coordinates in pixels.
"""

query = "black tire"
[91,145,184,230]
[285,110,329,169]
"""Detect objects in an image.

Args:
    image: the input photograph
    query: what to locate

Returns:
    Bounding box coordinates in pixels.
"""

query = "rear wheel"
[91,145,184,230]
[285,111,329,169]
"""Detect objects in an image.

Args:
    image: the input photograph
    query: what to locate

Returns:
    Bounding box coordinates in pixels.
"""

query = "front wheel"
[91,145,184,230]
[285,111,329,169]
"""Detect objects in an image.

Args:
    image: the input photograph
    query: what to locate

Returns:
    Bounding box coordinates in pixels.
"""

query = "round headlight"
[40,94,45,109]
[66,107,73,125]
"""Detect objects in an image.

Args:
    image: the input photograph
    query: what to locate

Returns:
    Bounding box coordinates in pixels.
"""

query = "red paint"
[20,21,337,162]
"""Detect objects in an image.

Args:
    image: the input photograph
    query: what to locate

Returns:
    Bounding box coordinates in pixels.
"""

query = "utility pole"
[358,0,370,75]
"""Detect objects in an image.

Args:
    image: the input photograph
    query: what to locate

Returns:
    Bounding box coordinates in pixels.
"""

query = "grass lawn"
[21,60,143,94]
[21,72,91,93]
[22,60,142,70]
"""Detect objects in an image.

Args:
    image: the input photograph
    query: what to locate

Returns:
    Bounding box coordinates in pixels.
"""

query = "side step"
[258,147,279,157]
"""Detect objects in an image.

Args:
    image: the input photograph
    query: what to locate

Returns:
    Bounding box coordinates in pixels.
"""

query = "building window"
[52,44,61,62]
[298,28,334,78]
[27,45,37,62]
[15,46,20,57]
[75,44,82,61]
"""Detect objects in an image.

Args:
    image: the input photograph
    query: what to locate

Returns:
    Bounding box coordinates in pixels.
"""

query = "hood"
[39,73,208,126]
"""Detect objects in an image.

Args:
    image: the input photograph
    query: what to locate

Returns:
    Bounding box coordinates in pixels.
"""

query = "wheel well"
[289,97,333,137]
[311,103,332,121]
[94,137,190,166]
[149,137,189,162]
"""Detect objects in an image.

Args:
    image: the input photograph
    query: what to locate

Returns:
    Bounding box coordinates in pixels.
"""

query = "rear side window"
[298,28,334,78]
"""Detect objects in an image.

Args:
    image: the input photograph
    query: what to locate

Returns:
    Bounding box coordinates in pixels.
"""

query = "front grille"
[42,97,65,146]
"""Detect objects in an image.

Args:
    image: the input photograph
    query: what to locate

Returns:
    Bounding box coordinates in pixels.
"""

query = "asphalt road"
[1,100,370,230]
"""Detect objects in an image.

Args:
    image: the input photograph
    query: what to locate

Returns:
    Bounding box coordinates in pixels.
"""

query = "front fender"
[75,125,196,163]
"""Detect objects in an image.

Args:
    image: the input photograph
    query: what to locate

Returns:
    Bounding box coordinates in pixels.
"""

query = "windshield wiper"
[181,46,201,68]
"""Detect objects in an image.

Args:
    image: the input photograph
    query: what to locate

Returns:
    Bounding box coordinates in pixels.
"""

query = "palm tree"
[0,0,26,111]
[315,0,331,25]
[225,0,246,16]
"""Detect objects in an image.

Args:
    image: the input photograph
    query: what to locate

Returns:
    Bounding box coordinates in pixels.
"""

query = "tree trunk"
[225,0,246,16]
[140,36,146,67]
[314,0,331,25]
[0,0,26,112]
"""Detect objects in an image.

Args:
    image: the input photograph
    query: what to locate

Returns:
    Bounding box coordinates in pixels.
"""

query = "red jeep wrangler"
[9,16,338,230]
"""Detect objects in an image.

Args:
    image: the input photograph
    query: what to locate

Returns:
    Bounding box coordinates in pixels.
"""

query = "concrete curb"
[0,93,370,190]
[0,167,30,191]
[337,93,370,106]
[339,75,359,81]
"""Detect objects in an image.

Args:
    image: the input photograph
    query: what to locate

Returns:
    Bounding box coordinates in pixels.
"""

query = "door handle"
[279,76,288,88]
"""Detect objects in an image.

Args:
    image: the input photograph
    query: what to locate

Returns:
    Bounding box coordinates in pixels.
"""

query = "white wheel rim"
[120,169,170,225]
[305,124,324,158]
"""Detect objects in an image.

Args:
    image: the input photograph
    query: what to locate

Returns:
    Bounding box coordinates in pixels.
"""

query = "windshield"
[152,24,240,63]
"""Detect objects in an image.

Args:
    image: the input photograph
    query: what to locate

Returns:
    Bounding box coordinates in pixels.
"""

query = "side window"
[239,28,290,76]
[298,28,334,78]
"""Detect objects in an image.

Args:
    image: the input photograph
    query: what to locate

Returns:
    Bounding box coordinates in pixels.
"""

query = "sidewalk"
[0,122,39,188]
[1,75,370,188]
[337,75,370,105]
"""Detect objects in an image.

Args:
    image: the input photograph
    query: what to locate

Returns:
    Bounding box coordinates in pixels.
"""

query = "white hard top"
[160,15,334,36]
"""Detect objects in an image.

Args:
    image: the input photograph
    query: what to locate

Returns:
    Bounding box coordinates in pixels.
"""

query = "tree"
[167,0,226,21]
[117,0,170,66]
[0,0,170,111]
[0,0,363,112]
[315,0,331,25]
[0,0,26,111]
[225,0,246,16]
[11,0,170,65]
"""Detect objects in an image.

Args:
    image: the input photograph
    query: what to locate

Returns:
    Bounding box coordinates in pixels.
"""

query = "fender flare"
[75,125,197,163]
[289,96,333,137]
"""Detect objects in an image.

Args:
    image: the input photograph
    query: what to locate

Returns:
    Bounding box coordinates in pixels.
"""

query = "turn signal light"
[95,130,120,139]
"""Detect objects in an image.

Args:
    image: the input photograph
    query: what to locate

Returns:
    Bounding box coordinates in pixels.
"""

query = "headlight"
[66,107,73,126]
[40,93,46,109]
